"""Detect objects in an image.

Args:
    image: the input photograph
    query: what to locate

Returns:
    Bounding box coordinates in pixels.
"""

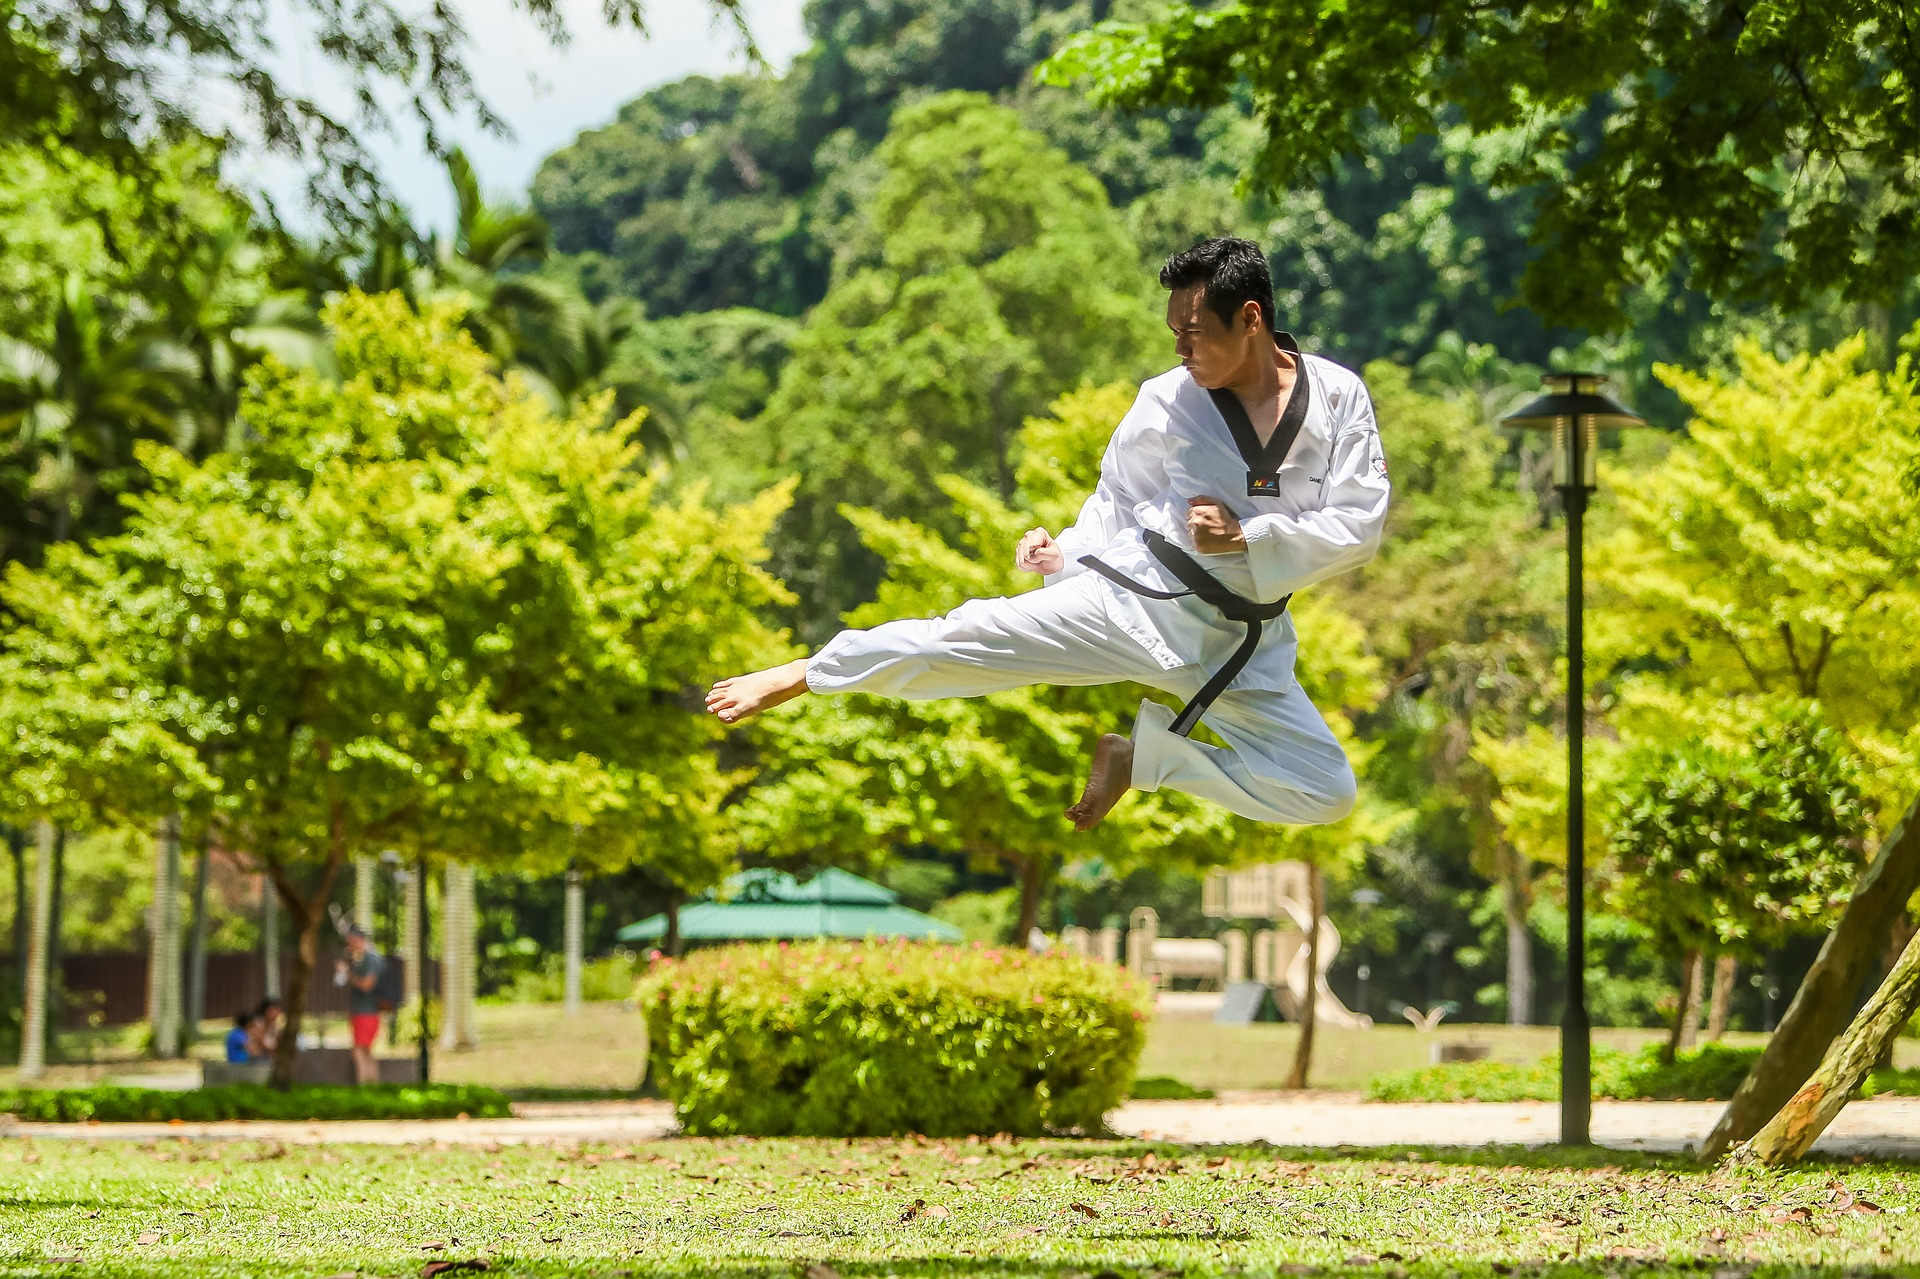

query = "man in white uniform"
[709,237,1390,831]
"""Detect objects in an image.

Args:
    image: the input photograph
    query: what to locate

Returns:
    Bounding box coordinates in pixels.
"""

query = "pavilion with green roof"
[616,868,963,944]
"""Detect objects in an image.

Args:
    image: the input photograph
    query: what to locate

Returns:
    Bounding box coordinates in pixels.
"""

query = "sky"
[235,0,809,231]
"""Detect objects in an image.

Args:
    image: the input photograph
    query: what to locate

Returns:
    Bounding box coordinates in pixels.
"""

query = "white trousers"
[803,574,1357,825]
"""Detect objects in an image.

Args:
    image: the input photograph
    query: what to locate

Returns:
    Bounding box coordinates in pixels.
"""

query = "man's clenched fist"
[1016,527,1065,575]
[1187,495,1246,554]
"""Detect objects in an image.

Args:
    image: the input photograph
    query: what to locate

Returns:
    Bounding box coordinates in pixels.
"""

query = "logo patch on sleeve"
[1374,456,1389,478]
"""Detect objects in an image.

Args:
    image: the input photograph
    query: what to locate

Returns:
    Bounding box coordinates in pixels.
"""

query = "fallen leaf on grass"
[420,1261,489,1277]
[803,1266,841,1279]
[1851,1200,1886,1215]
[1069,1202,1101,1219]
[135,1232,162,1245]
[1770,1208,1812,1224]
[43,1258,79,1266]
[420,1241,449,1251]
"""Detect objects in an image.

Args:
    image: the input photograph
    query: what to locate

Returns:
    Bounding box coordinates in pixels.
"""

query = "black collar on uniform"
[1207,332,1310,497]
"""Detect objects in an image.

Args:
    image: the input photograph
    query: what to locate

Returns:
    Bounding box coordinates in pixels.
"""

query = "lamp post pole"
[1560,414,1592,1148]
[1501,372,1646,1150]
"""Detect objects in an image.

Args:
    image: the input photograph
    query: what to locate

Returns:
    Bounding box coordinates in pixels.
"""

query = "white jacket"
[1044,356,1390,693]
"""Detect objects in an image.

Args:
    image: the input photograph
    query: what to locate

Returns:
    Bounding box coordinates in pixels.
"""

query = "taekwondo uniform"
[804,342,1391,825]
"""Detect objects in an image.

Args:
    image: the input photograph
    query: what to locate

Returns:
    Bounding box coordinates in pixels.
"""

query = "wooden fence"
[0,950,434,1029]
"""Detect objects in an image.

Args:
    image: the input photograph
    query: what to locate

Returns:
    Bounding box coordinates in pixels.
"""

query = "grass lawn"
[2,1134,1916,1276]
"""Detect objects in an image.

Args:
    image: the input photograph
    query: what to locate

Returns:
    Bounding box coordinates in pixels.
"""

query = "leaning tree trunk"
[563,865,584,1016]
[1502,856,1534,1026]
[1703,790,1920,1160]
[1285,865,1323,1091]
[17,821,55,1080]
[1738,923,1920,1165]
[1664,949,1703,1064]
[1706,955,1737,1041]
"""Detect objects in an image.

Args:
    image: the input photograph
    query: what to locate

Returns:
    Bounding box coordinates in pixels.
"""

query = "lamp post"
[1351,888,1382,1020]
[1501,372,1646,1146]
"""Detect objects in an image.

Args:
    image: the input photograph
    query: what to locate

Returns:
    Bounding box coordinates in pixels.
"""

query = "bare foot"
[1066,733,1134,831]
[706,658,811,724]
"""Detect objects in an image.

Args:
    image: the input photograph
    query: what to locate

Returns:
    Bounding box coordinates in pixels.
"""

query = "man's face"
[347,934,366,957]
[1166,285,1263,389]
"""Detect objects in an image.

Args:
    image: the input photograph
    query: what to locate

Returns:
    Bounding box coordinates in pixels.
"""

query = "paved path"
[9,1097,1920,1156]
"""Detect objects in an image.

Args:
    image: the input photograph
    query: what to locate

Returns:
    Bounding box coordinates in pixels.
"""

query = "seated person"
[224,1012,259,1064]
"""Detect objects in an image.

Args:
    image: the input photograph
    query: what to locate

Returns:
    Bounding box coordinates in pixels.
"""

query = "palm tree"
[427,149,595,403]
[162,214,331,455]
[0,274,196,554]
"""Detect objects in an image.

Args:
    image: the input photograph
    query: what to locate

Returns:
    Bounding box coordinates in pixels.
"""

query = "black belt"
[1078,528,1290,737]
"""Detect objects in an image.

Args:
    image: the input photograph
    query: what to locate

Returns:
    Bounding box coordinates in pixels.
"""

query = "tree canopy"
[1042,0,1920,327]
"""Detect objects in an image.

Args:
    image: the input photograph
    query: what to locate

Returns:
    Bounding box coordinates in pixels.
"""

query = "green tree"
[1591,333,1920,1156]
[0,292,790,1084]
[746,92,1163,634]
[1598,337,1920,790]
[1042,0,1920,326]
[0,275,197,555]
[1607,706,1872,1061]
[0,0,749,224]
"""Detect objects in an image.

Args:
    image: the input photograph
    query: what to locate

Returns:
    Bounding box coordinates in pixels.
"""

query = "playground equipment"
[1203,861,1371,1029]
[1059,913,1248,991]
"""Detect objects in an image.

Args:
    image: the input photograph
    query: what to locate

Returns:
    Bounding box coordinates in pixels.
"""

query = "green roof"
[616,869,962,943]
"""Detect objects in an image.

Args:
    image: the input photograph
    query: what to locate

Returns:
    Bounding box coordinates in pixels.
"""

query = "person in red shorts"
[338,927,385,1085]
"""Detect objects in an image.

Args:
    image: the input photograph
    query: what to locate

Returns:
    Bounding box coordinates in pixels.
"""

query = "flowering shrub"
[637,940,1149,1136]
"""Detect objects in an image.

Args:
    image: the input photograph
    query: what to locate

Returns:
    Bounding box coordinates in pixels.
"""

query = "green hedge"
[1370,1042,1920,1104]
[638,940,1149,1137]
[1367,1043,1764,1103]
[0,1083,512,1122]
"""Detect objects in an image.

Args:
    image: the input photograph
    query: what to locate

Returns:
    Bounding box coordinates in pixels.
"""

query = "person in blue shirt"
[225,1012,259,1063]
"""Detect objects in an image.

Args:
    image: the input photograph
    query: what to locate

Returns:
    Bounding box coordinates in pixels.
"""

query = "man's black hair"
[1160,237,1277,335]
[233,1011,252,1029]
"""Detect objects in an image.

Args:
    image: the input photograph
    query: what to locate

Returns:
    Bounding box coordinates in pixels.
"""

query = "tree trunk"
[401,865,422,1010]
[268,873,326,1091]
[1738,923,1920,1165]
[1502,857,1533,1026]
[150,815,184,1058]
[440,862,476,1051]
[1012,853,1049,944]
[18,821,55,1080]
[563,866,584,1016]
[1702,789,1920,1160]
[266,818,349,1090]
[45,828,64,1039]
[10,826,26,1014]
[1664,949,1702,1064]
[184,832,213,1038]
[664,889,683,958]
[1706,954,1737,1041]
[1285,865,1323,1091]
[1875,911,1917,1070]
[354,855,377,932]
[261,873,282,999]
